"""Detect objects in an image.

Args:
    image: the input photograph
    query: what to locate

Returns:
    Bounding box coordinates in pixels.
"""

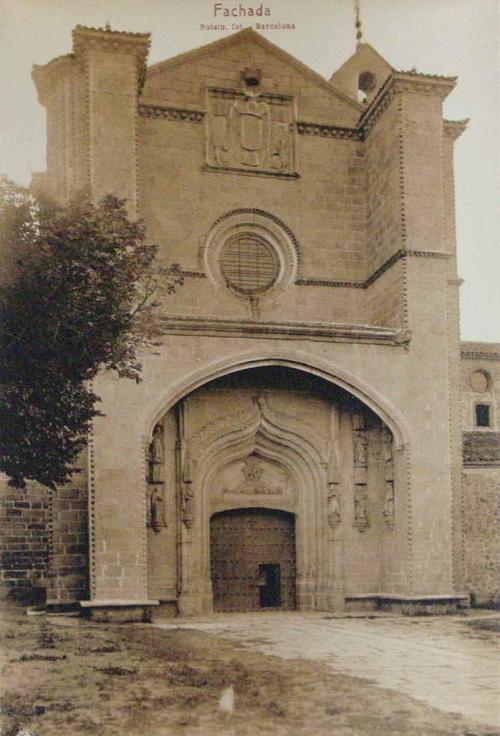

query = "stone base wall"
[0,478,50,603]
[0,453,89,606]
[462,469,500,607]
[47,454,89,605]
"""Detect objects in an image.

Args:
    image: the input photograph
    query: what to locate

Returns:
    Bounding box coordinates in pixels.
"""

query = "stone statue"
[149,486,165,532]
[182,484,195,528]
[381,427,395,528]
[354,485,370,531]
[327,484,341,528]
[354,432,368,466]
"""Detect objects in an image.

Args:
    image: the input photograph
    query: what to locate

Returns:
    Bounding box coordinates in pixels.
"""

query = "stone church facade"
[1,26,499,617]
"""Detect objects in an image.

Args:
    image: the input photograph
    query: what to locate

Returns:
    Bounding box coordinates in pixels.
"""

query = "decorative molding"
[359,72,456,140]
[295,277,363,288]
[202,165,299,180]
[72,25,151,63]
[297,122,362,141]
[365,250,404,288]
[181,270,207,279]
[139,104,204,122]
[406,249,451,259]
[443,119,469,141]
[137,83,464,153]
[223,455,284,495]
[157,315,410,346]
[296,249,451,291]
[460,349,500,362]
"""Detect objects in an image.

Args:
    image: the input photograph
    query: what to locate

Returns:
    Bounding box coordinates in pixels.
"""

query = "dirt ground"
[0,603,498,736]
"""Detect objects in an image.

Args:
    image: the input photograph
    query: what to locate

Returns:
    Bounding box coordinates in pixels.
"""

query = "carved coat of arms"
[206,87,295,176]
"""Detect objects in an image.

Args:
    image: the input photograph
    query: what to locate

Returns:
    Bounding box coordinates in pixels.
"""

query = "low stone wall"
[0,454,89,606]
[0,478,50,603]
[462,468,500,607]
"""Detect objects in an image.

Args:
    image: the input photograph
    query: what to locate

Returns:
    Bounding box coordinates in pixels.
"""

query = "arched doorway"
[210,508,296,612]
[143,365,404,615]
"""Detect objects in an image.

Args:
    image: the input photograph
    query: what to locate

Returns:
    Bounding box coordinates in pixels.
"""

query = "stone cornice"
[296,249,451,290]
[295,278,363,288]
[156,315,411,346]
[296,122,362,141]
[137,92,462,147]
[138,104,204,122]
[444,119,469,141]
[460,348,500,362]
[359,72,457,138]
[72,25,150,64]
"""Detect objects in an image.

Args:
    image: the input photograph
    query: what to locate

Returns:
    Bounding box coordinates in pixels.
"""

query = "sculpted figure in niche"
[147,485,165,533]
[354,432,368,467]
[327,444,342,528]
[354,485,370,532]
[146,423,166,532]
[182,484,195,528]
[352,423,370,531]
[382,427,395,528]
[327,485,341,528]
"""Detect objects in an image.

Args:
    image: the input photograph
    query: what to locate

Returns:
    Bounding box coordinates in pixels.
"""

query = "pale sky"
[1,0,498,342]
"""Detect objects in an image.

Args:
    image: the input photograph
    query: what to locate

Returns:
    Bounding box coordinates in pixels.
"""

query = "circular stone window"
[220,234,279,295]
[470,370,491,393]
[202,209,300,300]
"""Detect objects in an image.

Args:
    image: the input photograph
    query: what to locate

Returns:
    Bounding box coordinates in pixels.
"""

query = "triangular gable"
[145,28,362,116]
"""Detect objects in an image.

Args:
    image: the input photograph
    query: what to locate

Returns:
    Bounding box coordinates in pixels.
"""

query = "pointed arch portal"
[145,363,407,615]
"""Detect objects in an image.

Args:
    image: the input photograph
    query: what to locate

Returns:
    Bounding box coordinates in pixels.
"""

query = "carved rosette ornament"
[223,454,284,495]
[352,414,370,532]
[146,423,167,532]
[381,427,395,529]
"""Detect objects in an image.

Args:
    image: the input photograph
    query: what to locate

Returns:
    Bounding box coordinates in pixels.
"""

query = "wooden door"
[210,508,296,612]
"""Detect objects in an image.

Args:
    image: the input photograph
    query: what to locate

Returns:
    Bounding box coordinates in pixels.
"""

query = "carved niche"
[146,423,167,532]
[352,414,370,532]
[381,427,395,529]
[205,83,296,177]
[327,446,341,529]
[223,454,285,496]
[180,445,195,529]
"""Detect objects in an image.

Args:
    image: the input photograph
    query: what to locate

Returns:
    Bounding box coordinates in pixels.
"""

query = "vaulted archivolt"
[145,366,404,614]
[186,394,329,610]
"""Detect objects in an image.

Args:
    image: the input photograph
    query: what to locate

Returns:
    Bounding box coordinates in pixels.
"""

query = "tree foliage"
[0,178,183,489]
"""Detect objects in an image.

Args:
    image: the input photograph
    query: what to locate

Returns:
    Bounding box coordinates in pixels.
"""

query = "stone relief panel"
[205,87,296,177]
[218,453,293,504]
[222,454,285,496]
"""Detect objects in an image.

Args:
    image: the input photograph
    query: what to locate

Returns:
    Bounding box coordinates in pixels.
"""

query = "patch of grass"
[0,603,499,736]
